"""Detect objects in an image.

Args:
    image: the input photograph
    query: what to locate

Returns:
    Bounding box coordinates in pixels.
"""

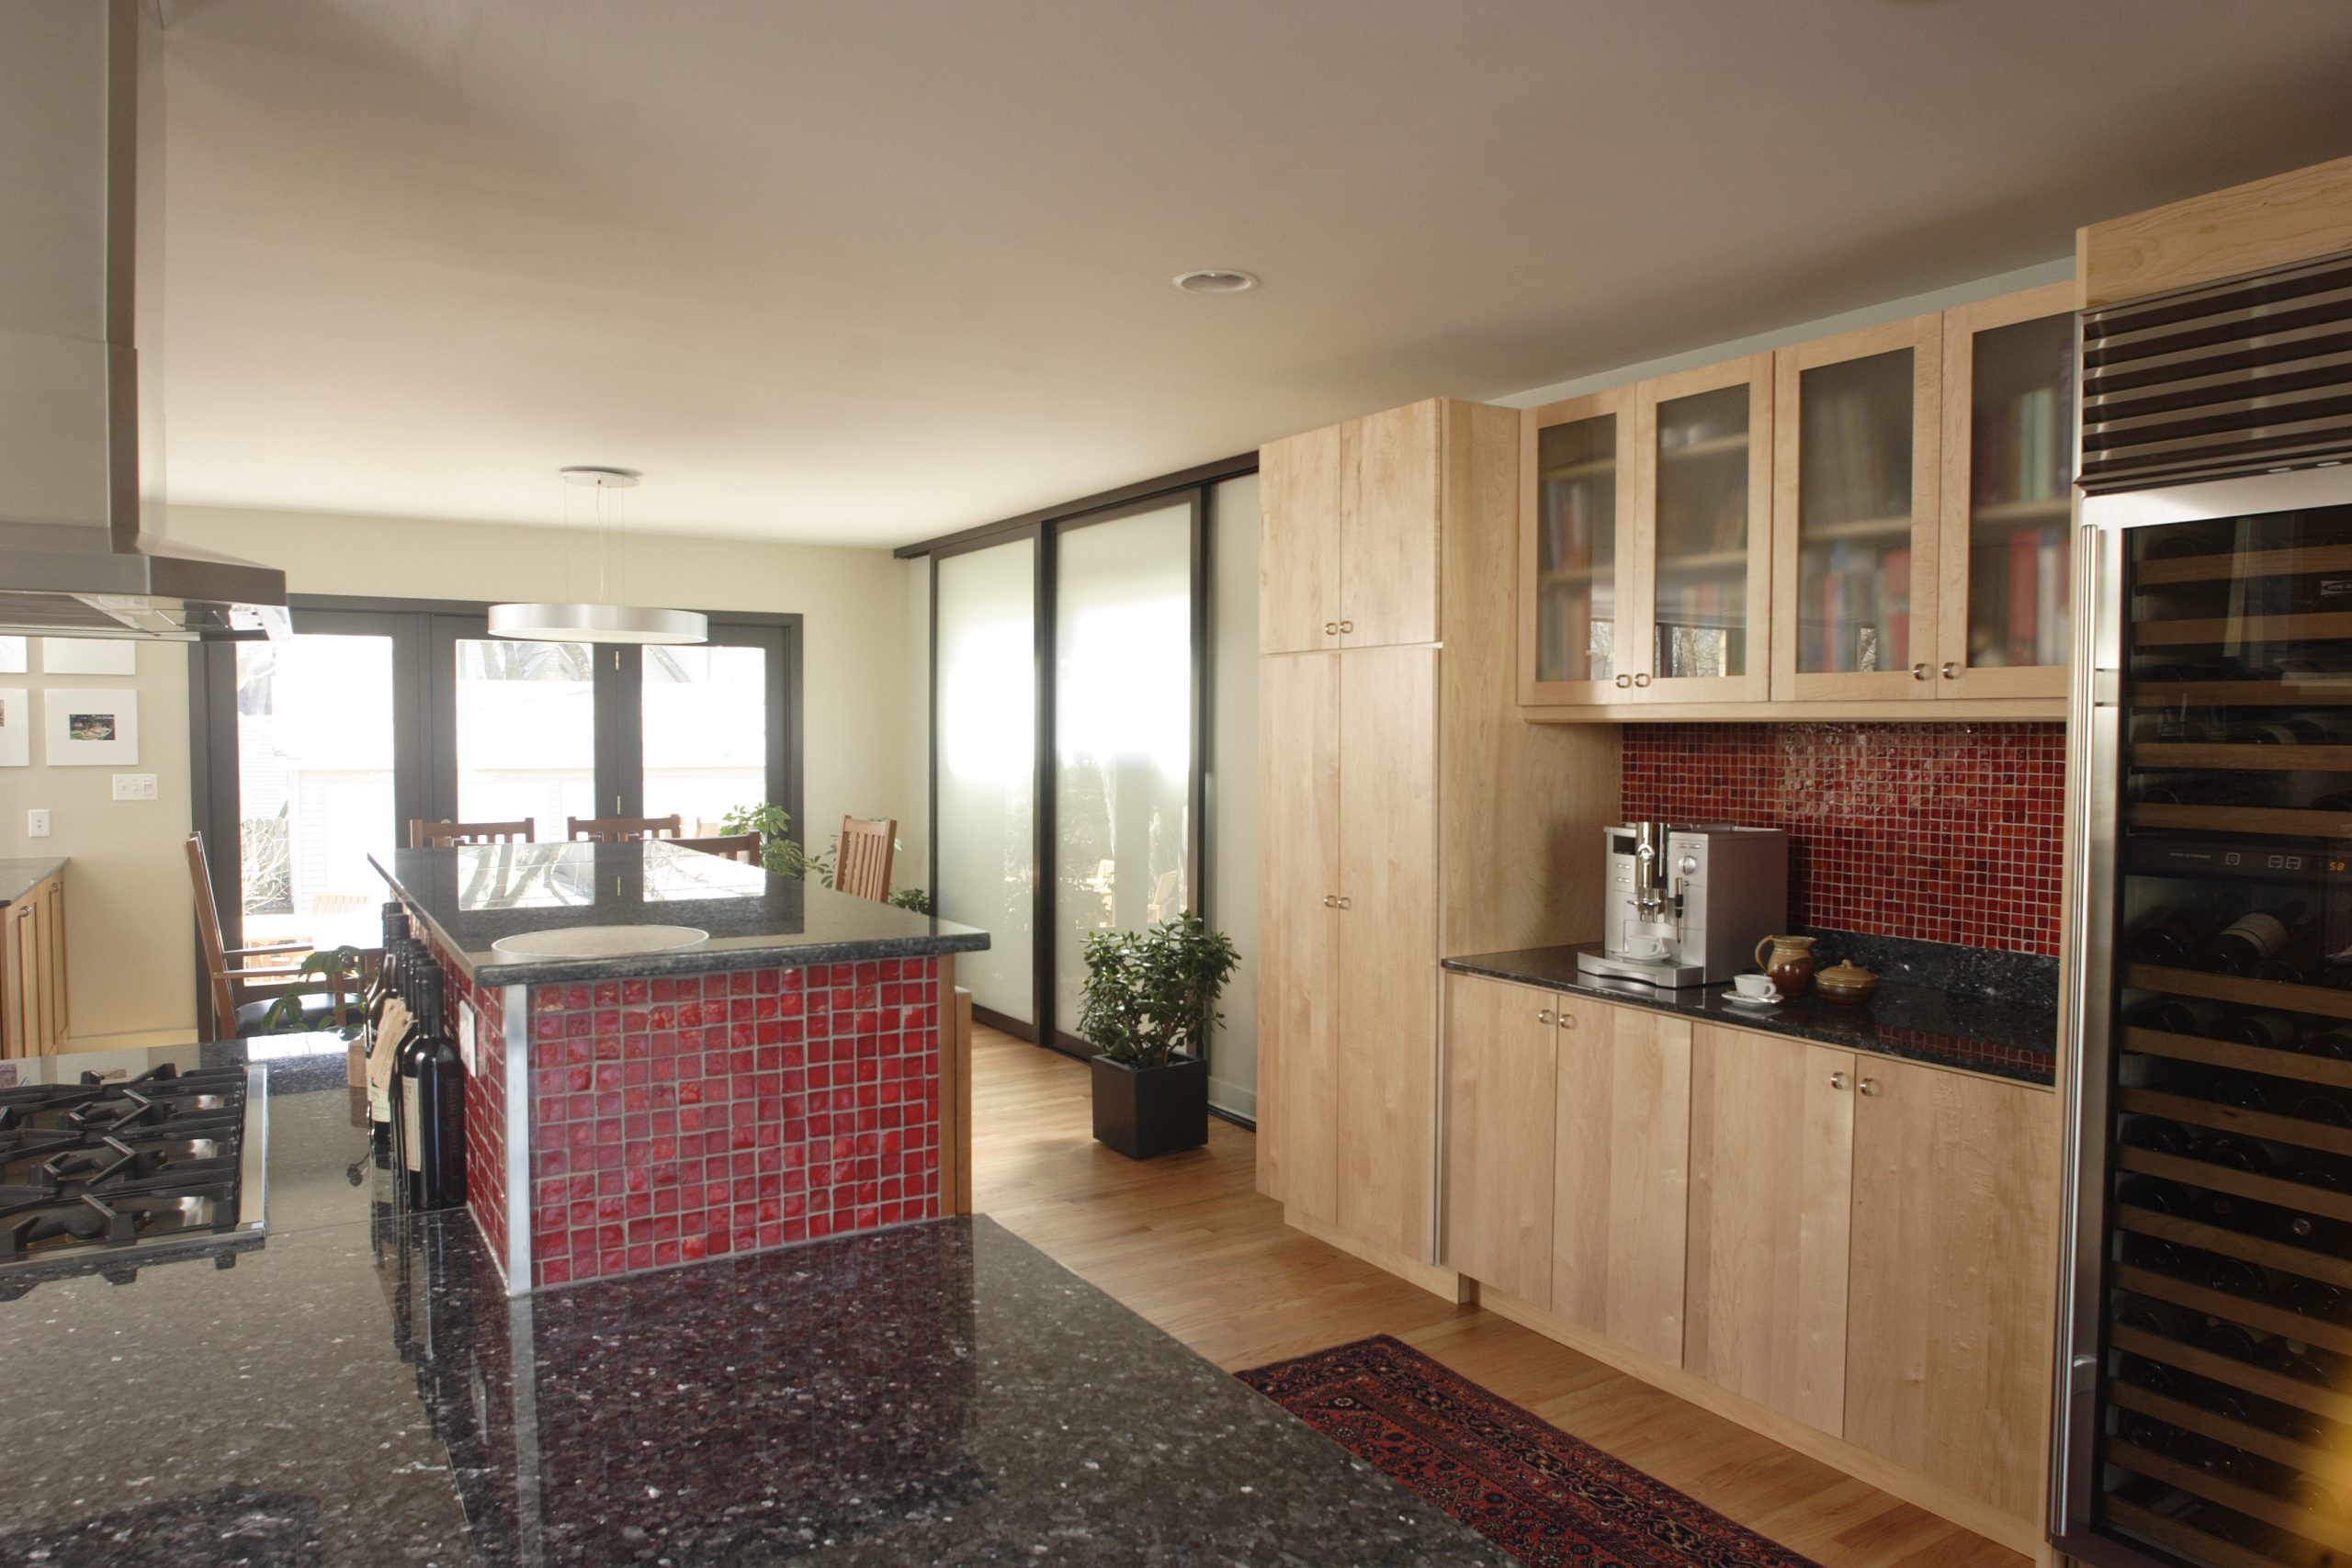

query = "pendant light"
[487,468,707,645]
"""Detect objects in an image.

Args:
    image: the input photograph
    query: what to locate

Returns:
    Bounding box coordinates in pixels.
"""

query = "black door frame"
[189,593,802,1034]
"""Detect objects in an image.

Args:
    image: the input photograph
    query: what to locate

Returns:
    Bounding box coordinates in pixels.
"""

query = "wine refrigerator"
[2055,250,2352,1568]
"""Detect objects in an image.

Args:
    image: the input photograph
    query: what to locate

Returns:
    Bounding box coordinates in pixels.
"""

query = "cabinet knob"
[1830,1071,1849,1090]
[1859,1077,1881,1097]
[1338,619,1354,633]
[1557,1010,1575,1030]
[1323,622,1340,637]
[1537,1010,1554,1025]
[1335,897,1351,909]
[1633,672,1652,688]
[1911,662,1930,681]
[1940,660,1958,680]
[1322,895,1337,908]
[1614,673,1633,688]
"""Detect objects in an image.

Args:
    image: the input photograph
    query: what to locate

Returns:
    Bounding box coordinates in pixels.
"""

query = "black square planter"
[1090,1052,1208,1160]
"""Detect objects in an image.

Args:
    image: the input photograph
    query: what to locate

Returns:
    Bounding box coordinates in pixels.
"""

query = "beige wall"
[0,638,197,1048]
[10,505,914,1048]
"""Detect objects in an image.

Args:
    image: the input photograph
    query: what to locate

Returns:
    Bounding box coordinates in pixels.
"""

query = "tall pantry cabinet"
[1255,398,1618,1276]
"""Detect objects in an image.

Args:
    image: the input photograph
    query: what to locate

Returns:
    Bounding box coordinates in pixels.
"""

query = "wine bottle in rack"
[2119,1176,2195,1215]
[2121,1117,2196,1156]
[2190,1133,2274,1175]
[2199,1254,2271,1298]
[2218,1009,2301,1050]
[2290,1089,2352,1127]
[2199,901,2310,977]
[2126,911,2209,967]
[2113,1294,2195,1338]
[2130,996,2229,1036]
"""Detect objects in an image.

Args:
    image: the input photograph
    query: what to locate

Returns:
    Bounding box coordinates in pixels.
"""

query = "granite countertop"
[0,1037,1508,1566]
[1444,943,2060,1087]
[372,840,989,985]
[0,856,64,906]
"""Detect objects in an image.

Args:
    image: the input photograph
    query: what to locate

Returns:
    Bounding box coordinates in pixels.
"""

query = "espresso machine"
[1576,822,1789,987]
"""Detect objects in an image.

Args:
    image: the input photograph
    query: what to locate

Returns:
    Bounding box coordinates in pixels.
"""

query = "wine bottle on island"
[395,964,467,1212]
[366,936,416,1153]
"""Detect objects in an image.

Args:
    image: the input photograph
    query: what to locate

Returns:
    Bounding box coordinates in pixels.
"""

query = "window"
[933,537,1036,1025]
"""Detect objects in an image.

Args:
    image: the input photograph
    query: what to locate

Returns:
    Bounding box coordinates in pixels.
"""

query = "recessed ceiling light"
[1173,269,1259,295]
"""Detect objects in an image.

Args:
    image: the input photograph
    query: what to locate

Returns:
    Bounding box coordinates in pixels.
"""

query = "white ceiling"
[158,0,2352,547]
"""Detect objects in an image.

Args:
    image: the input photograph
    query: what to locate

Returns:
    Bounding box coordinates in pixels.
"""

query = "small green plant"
[719,802,833,883]
[1077,912,1240,1070]
[258,945,368,1036]
[888,886,933,915]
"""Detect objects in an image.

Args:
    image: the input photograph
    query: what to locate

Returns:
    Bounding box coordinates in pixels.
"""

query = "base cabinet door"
[1335,644,1440,1256]
[1843,1058,2060,1522]
[1552,998,1692,1366]
[1684,1024,1856,1435]
[1255,653,1342,1222]
[1442,974,1556,1304]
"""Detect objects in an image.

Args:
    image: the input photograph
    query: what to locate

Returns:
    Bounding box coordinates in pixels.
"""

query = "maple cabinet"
[1517,286,2075,720]
[1,863,67,1058]
[1260,400,1441,654]
[1440,973,1556,1303]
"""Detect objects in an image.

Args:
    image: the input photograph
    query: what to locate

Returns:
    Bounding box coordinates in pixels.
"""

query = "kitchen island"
[0,1036,1509,1567]
[372,840,989,1293]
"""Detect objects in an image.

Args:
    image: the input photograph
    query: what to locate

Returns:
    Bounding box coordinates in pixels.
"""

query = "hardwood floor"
[971,1024,2031,1568]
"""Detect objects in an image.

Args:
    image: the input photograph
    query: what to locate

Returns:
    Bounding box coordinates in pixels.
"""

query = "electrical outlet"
[111,773,157,801]
[458,1001,479,1076]
[27,809,50,838]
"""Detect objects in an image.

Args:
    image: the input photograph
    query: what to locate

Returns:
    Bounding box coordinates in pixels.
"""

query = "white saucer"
[1722,990,1782,1008]
[492,924,709,958]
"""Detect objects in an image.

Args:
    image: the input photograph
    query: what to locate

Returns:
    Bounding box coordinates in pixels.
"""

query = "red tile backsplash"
[1621,723,2066,956]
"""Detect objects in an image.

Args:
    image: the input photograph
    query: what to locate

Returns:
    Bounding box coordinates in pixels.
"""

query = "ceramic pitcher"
[1754,934,1818,998]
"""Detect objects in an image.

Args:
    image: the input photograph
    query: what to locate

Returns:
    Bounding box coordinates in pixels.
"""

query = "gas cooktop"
[0,1061,266,1290]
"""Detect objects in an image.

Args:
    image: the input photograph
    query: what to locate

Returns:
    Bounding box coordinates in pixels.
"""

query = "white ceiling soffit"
[159,0,2352,546]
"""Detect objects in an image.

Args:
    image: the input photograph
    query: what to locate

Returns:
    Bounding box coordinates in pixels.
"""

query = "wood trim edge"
[1284,1204,1473,1304]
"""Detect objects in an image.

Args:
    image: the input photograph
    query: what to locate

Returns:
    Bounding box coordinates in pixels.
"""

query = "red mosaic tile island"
[1620,722,2066,957]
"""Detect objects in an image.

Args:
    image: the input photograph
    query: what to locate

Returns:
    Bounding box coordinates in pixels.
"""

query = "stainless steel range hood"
[0,0,285,642]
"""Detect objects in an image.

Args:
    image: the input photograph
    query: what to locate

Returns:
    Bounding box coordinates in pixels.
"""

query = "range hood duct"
[0,0,285,642]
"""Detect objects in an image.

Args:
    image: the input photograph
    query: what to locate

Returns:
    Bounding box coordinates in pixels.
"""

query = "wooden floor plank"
[971,1026,2032,1568]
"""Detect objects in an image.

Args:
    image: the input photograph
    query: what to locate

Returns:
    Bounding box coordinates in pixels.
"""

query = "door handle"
[1940,661,1958,681]
[1324,622,1340,637]
[1859,1077,1881,1097]
[1614,673,1633,688]
[1911,662,1929,681]
[1537,1010,1554,1025]
[1334,897,1351,909]
[1338,619,1354,634]
[1632,672,1651,688]
[1830,1072,1848,1090]
[1322,895,1337,908]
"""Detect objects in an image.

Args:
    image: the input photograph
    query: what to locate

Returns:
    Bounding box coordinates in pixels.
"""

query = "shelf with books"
[1655,547,1747,576]
[1799,514,1914,546]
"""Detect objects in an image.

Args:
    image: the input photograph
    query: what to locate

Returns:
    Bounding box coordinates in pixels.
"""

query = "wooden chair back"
[836,816,896,903]
[187,830,311,1035]
[410,818,536,848]
[565,814,684,843]
[673,831,762,864]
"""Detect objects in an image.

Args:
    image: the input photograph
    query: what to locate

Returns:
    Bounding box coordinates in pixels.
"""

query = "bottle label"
[402,1077,424,1174]
[2220,912,2288,958]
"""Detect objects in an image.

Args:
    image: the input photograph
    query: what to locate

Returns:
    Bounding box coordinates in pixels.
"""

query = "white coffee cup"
[1732,973,1780,1002]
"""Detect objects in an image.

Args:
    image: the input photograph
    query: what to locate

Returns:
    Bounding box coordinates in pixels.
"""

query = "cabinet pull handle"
[1339,619,1354,633]
[1537,1010,1554,1025]
[1323,622,1340,637]
[1335,897,1351,909]
[1911,662,1930,681]
[1633,672,1651,688]
[1859,1077,1881,1097]
[1322,895,1337,908]
[1830,1071,1849,1090]
[1614,673,1633,688]
[1940,661,1958,680]
[1556,1010,1574,1030]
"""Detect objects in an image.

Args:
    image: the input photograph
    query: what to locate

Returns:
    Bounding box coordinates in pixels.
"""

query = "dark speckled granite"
[1792,925,2060,1010]
[1444,943,2058,1087]
[0,1037,1507,1567]
[371,840,989,985]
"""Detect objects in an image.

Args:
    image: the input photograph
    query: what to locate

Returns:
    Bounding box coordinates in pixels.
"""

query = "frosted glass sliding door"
[1053,502,1194,1040]
[934,538,1037,1024]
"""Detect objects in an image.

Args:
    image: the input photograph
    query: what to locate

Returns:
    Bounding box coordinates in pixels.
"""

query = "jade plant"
[721,802,931,913]
[1077,913,1240,1070]
[258,945,368,1036]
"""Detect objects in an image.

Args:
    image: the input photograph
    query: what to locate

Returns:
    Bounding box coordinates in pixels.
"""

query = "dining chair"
[187,831,369,1038]
[565,814,684,843]
[835,816,896,903]
[410,818,537,848]
[673,831,763,864]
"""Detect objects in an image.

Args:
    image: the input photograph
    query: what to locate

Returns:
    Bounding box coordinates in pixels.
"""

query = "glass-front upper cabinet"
[1771,313,1943,701]
[1634,355,1773,702]
[1520,387,1636,704]
[1938,284,2077,699]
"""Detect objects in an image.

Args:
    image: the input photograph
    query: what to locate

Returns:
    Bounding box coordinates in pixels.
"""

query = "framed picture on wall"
[0,689,27,767]
[41,638,137,675]
[0,637,25,675]
[43,687,139,765]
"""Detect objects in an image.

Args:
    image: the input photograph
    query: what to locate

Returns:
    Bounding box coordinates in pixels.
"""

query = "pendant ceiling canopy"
[488,468,707,645]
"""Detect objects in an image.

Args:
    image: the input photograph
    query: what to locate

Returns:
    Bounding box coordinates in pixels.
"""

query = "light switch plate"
[458,1000,478,1076]
[110,773,157,801]
[26,808,49,838]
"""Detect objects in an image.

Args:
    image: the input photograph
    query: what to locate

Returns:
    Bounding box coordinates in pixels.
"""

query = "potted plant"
[1077,913,1239,1160]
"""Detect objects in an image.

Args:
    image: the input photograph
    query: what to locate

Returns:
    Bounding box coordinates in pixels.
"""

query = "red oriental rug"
[1238,1336,1825,1568]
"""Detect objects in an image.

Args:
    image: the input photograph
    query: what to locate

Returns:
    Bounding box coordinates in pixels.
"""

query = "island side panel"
[411,924,521,1287]
[525,957,944,1290]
